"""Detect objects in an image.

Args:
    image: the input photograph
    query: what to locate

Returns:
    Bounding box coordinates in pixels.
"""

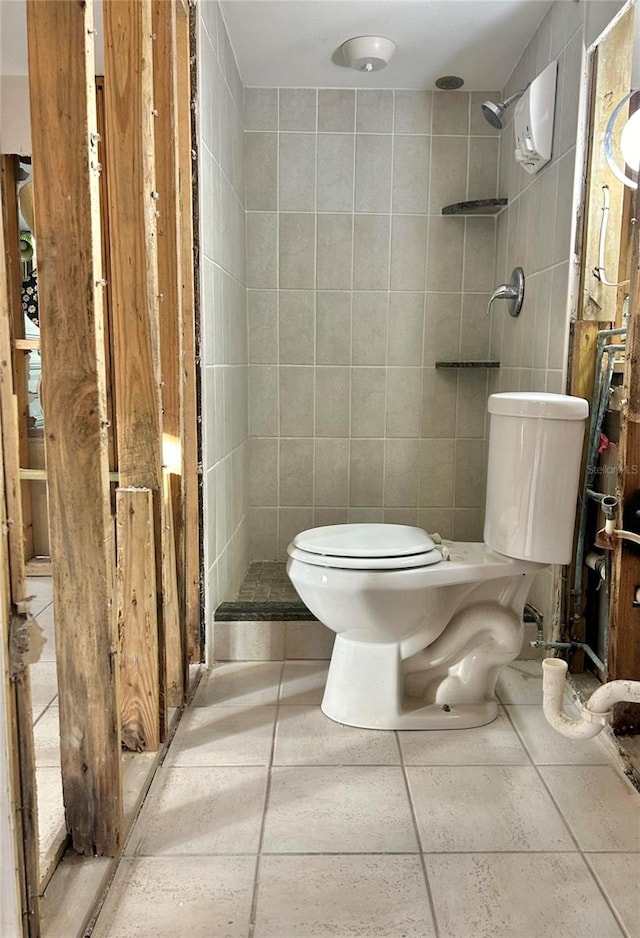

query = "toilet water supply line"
[542,657,640,740]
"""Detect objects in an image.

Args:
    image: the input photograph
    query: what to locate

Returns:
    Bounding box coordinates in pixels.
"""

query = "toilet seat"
[288,523,444,570]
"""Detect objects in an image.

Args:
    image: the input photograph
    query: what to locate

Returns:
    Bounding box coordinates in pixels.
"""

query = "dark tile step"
[215,601,317,622]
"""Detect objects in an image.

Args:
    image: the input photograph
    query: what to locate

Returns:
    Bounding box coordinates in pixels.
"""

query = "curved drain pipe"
[542,657,640,739]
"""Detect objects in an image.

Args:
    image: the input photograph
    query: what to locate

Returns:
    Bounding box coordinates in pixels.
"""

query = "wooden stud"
[0,156,40,937]
[177,2,201,662]
[153,0,185,705]
[116,488,160,751]
[26,0,123,856]
[103,0,167,734]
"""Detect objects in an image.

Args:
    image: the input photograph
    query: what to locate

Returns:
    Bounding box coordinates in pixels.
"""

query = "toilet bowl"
[286,392,589,730]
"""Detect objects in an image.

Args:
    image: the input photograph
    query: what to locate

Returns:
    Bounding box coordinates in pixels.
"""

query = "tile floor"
[27,576,66,879]
[89,659,640,938]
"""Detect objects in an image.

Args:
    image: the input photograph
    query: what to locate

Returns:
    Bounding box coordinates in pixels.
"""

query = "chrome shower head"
[481,100,505,130]
[480,88,528,131]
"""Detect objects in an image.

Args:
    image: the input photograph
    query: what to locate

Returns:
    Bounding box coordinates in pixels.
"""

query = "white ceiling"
[0,0,104,76]
[221,0,554,90]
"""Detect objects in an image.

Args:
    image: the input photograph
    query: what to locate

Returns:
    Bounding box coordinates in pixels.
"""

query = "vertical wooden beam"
[26,0,122,856]
[610,183,640,733]
[0,160,40,936]
[177,2,201,662]
[0,157,34,565]
[103,0,167,735]
[116,488,160,751]
[153,0,185,704]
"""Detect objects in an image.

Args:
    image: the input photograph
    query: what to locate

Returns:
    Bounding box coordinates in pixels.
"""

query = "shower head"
[481,88,528,130]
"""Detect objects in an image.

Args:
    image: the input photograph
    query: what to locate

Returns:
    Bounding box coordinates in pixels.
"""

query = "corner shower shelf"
[441,198,508,216]
[435,361,501,369]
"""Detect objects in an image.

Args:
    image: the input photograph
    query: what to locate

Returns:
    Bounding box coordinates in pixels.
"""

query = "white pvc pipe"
[542,657,640,739]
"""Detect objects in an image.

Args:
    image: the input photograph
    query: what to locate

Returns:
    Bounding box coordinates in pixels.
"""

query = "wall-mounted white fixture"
[340,36,396,73]
[513,60,558,174]
[542,657,640,739]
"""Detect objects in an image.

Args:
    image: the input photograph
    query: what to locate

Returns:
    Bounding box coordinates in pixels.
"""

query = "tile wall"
[246,87,503,559]
[490,0,623,631]
[199,2,250,638]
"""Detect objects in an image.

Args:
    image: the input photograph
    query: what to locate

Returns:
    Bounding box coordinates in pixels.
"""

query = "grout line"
[395,732,441,938]
[246,661,283,938]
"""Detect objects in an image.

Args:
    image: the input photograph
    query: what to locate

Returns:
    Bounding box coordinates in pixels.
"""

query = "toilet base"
[322,633,501,731]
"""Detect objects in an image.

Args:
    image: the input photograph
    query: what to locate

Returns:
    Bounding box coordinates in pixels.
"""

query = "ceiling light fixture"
[340,36,396,73]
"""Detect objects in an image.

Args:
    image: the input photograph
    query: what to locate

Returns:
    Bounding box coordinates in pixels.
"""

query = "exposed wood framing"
[153,0,185,704]
[26,0,122,855]
[103,0,168,736]
[177,2,201,661]
[116,488,160,751]
[564,320,601,668]
[610,180,640,733]
[0,157,34,566]
[0,161,40,937]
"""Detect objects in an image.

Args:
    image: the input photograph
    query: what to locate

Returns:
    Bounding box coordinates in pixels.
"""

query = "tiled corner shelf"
[442,198,508,216]
[435,361,501,369]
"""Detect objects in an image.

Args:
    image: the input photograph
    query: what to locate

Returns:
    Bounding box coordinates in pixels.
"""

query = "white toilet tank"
[484,392,589,565]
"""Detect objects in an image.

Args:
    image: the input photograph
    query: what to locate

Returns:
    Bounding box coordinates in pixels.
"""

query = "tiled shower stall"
[199,0,620,655]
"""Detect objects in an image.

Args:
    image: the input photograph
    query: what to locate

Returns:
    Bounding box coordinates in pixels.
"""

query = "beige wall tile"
[351,367,386,438]
[426,217,464,292]
[356,89,393,132]
[349,439,385,506]
[386,368,421,438]
[279,133,316,211]
[245,133,277,210]
[317,134,354,212]
[318,90,355,132]
[388,294,424,366]
[315,438,350,507]
[430,136,469,211]
[315,367,350,437]
[280,438,314,506]
[454,439,485,508]
[249,365,278,436]
[279,213,316,288]
[419,439,455,508]
[279,367,314,436]
[353,215,390,290]
[421,368,457,438]
[279,89,316,131]
[247,212,277,288]
[317,214,353,289]
[244,88,277,131]
[352,293,388,365]
[384,439,419,507]
[424,293,462,365]
[250,438,277,506]
[392,136,430,213]
[316,292,351,365]
[355,134,393,213]
[432,91,470,136]
[279,291,314,365]
[248,290,278,364]
[390,215,428,291]
[467,137,499,201]
[394,91,432,134]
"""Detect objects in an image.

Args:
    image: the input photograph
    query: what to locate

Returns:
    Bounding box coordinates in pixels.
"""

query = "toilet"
[286,392,589,730]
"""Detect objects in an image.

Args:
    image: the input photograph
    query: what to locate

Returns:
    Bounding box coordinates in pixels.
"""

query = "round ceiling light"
[340,36,396,73]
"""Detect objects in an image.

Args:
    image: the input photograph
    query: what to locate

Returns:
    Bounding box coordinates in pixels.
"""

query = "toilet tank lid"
[488,392,589,420]
[292,524,437,558]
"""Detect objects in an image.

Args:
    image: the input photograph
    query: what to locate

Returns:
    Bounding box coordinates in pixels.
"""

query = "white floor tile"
[587,853,640,937]
[125,766,268,856]
[34,604,56,662]
[193,662,282,707]
[27,576,53,617]
[36,765,65,870]
[425,853,624,938]
[506,704,615,765]
[167,706,277,766]
[539,765,640,851]
[496,660,543,704]
[279,660,328,705]
[407,765,574,852]
[254,855,435,938]
[90,856,255,938]
[33,706,61,766]
[399,708,528,765]
[29,662,58,718]
[263,766,418,853]
[274,707,400,765]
